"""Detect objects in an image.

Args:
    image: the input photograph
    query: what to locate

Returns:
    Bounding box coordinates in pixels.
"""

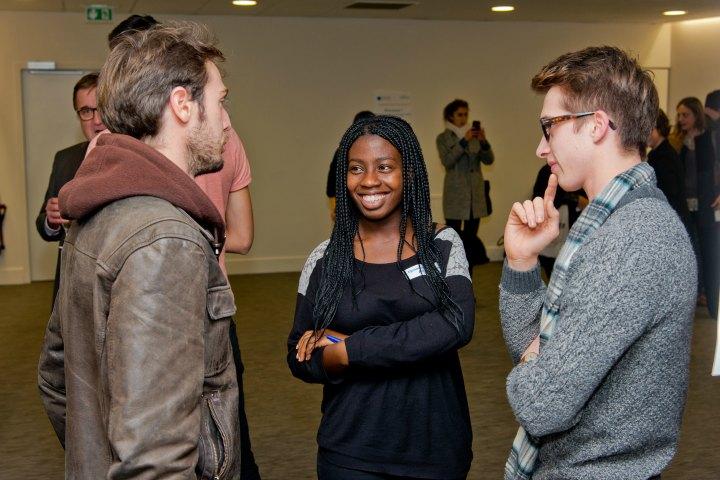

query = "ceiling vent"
[345,2,417,10]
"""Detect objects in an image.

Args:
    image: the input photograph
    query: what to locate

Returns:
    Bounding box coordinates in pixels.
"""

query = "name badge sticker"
[403,262,441,280]
[404,264,426,280]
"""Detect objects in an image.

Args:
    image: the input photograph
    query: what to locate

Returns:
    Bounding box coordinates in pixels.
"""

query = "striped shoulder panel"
[435,227,471,281]
[298,239,330,296]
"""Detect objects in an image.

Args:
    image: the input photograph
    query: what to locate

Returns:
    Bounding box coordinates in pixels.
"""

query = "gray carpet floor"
[0,262,718,479]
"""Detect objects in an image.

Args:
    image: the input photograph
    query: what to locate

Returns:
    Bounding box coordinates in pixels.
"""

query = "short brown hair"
[73,73,99,110]
[98,22,224,139]
[531,46,658,155]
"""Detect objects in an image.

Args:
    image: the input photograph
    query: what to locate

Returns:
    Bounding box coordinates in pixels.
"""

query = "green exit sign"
[86,5,113,22]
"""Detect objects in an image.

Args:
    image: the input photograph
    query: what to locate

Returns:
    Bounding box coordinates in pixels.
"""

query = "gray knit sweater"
[499,184,697,480]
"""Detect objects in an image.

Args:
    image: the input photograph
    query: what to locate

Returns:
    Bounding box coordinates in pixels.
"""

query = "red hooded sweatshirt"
[59,133,225,250]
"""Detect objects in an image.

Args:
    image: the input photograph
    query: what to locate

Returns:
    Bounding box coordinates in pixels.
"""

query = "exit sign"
[86,5,113,22]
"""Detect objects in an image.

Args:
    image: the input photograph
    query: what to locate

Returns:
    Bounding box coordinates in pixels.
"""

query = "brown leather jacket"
[38,134,241,479]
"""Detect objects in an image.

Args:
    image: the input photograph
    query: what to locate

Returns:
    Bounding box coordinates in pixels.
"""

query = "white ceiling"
[2,0,719,24]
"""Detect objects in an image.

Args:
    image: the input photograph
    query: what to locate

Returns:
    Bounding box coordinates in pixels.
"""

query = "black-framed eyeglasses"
[540,111,616,141]
[76,107,99,121]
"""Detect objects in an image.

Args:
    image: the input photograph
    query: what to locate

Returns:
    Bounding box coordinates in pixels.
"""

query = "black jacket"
[648,139,690,226]
[35,141,88,305]
[680,130,718,226]
[36,141,88,242]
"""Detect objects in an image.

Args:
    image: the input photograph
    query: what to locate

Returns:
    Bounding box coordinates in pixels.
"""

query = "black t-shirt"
[288,227,475,478]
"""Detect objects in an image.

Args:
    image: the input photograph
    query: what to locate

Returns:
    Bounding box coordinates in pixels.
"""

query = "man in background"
[705,89,720,210]
[36,73,105,305]
[705,89,720,161]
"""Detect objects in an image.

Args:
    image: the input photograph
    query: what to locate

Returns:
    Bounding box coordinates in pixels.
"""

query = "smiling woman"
[346,135,403,222]
[287,115,476,479]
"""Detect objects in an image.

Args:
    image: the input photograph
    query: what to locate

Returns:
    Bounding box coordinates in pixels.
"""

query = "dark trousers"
[446,218,488,267]
[687,211,719,318]
[229,320,261,479]
[317,452,465,480]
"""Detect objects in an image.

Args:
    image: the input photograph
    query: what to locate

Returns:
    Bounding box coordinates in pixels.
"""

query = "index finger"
[544,173,558,204]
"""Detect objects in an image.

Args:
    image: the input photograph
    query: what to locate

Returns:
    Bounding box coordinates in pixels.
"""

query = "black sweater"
[648,139,690,226]
[287,228,475,478]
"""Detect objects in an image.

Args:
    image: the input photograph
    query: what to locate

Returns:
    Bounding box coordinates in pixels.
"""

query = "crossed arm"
[287,275,475,384]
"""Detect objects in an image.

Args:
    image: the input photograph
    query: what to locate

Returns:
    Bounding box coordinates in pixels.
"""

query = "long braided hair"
[312,115,464,333]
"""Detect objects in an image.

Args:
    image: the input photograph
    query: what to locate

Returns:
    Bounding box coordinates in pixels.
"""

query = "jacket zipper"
[207,392,229,479]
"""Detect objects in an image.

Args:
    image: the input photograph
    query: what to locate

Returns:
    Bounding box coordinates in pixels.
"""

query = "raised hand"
[504,173,560,271]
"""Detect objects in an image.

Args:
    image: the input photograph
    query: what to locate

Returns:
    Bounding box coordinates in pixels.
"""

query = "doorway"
[22,69,92,281]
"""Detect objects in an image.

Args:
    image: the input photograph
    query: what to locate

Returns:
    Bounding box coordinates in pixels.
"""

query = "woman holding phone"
[437,99,495,271]
[288,115,475,479]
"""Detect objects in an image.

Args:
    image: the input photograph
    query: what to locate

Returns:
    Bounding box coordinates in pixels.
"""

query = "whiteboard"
[22,69,92,281]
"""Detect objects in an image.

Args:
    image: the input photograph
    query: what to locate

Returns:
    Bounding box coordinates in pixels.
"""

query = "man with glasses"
[500,46,696,480]
[36,72,106,306]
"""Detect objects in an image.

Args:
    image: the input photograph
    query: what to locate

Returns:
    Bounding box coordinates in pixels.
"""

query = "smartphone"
[472,120,481,130]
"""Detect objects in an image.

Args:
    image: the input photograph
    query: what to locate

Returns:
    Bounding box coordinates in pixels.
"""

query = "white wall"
[0,11,673,283]
[0,13,110,284]
[669,17,720,113]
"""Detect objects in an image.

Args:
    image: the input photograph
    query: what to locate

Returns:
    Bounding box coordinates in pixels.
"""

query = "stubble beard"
[187,120,228,177]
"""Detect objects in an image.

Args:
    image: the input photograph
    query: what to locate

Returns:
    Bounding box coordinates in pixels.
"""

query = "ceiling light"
[663,10,687,16]
[491,6,515,12]
[232,0,257,6]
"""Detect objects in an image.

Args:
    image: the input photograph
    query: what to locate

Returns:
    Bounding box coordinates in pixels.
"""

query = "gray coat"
[437,129,494,220]
[499,184,696,479]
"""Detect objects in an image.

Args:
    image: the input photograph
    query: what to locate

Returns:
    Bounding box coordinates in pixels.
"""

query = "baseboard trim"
[0,266,31,285]
[226,246,505,276]
[1,249,504,282]
[225,255,307,275]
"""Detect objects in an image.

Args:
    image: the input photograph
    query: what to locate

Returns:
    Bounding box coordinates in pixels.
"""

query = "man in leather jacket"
[38,23,243,479]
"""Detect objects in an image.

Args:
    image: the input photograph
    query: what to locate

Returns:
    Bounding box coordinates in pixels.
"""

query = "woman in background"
[288,115,475,480]
[437,99,494,271]
[675,97,719,318]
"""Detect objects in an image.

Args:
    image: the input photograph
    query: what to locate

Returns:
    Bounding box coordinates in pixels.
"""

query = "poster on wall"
[374,90,412,119]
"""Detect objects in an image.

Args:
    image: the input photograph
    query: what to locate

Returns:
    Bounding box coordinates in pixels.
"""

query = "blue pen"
[326,334,343,344]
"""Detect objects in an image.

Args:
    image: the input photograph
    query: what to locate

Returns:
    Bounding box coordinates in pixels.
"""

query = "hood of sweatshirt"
[59,133,225,243]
